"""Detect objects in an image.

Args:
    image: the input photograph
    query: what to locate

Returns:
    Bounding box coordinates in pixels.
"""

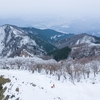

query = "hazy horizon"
[0,0,100,35]
[0,0,100,21]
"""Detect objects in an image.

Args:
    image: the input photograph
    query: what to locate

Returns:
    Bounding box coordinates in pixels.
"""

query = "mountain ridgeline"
[55,33,100,59]
[0,24,100,61]
[21,27,74,43]
[55,33,100,49]
[0,24,58,58]
[0,24,72,60]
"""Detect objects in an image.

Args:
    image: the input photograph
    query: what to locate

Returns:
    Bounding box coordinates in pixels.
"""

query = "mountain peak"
[1,24,16,29]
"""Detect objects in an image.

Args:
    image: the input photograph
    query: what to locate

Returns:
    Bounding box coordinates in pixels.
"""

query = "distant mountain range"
[55,33,100,49]
[1,18,100,36]
[0,24,100,60]
[0,24,73,58]
[0,24,57,58]
[38,19,100,37]
[55,33,100,59]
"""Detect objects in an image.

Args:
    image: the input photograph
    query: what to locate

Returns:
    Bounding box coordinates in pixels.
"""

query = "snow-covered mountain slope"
[0,24,56,58]
[54,33,100,59]
[56,33,100,48]
[21,27,74,43]
[1,69,100,100]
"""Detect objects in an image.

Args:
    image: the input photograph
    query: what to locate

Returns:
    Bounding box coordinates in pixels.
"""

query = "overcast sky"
[0,0,100,20]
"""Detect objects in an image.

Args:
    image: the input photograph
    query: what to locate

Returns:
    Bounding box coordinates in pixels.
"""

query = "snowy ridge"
[55,33,100,59]
[0,24,50,57]
[0,24,36,57]
[56,33,100,49]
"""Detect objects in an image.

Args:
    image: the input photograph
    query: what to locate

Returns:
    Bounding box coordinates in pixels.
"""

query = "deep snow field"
[0,69,100,100]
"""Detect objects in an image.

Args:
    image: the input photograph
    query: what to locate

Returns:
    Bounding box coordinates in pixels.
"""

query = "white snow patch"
[61,25,70,28]
[0,69,100,100]
[0,26,6,52]
[76,36,95,45]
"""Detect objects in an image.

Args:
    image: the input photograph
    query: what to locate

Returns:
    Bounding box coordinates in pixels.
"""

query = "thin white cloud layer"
[0,0,100,19]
